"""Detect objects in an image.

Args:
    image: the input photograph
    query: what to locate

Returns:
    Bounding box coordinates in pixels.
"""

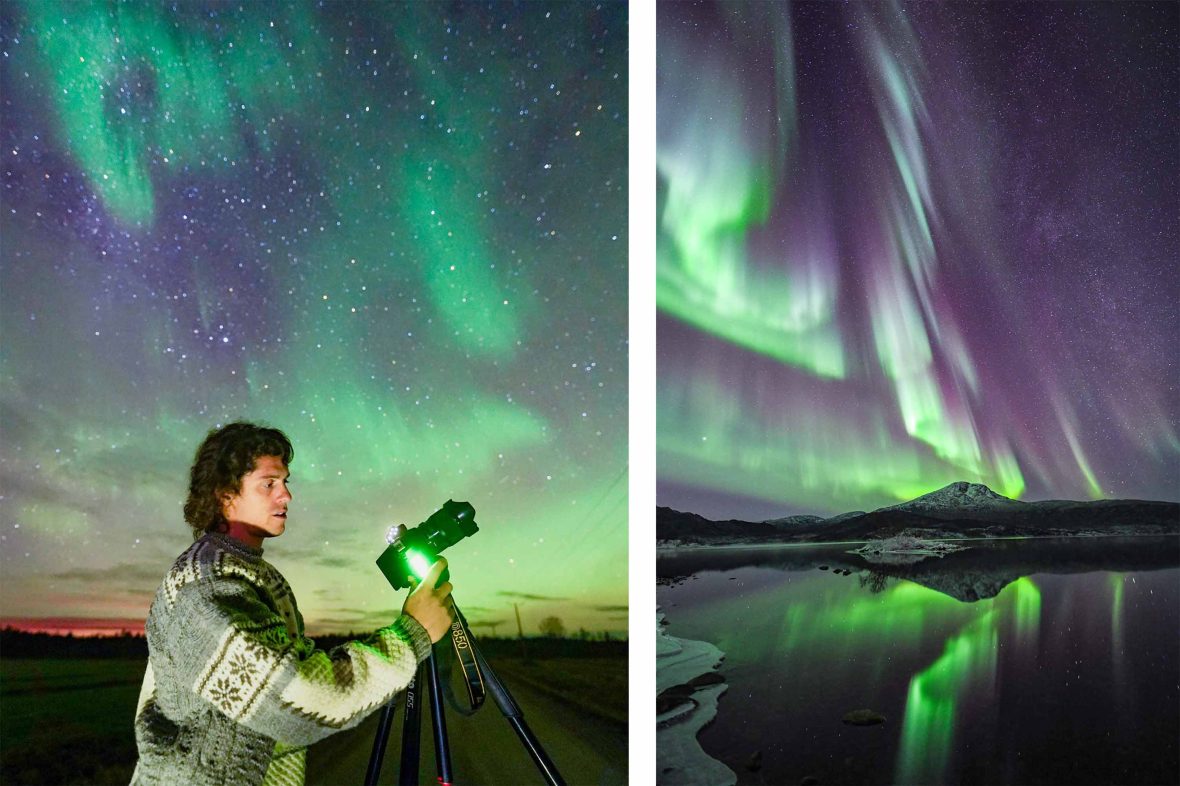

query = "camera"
[376,500,478,590]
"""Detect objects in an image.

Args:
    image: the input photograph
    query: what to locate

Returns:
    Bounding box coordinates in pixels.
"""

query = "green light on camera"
[406,549,432,581]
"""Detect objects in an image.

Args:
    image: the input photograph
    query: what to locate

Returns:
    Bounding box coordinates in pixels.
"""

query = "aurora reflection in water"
[657,539,1179,785]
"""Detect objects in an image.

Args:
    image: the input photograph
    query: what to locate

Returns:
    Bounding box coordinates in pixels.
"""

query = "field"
[1,646,625,785]
[1,659,144,785]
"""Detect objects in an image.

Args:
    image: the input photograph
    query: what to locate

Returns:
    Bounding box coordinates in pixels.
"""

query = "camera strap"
[447,613,486,712]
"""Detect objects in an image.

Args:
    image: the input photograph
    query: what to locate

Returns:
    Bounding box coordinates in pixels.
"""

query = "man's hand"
[401,557,455,643]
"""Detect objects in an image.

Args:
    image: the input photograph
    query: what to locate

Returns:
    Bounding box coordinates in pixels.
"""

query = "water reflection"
[897,577,1039,784]
[657,537,1180,785]
[659,536,1180,602]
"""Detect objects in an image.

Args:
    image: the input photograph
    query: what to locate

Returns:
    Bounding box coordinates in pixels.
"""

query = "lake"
[657,537,1180,786]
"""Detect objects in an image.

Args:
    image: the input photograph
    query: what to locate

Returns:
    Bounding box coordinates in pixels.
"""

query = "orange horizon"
[0,617,366,639]
[0,617,146,637]
[0,617,630,640]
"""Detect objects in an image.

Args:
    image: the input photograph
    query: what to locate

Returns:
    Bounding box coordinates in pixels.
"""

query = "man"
[131,421,454,786]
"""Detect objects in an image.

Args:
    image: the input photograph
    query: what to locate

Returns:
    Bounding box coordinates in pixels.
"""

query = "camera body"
[376,499,478,590]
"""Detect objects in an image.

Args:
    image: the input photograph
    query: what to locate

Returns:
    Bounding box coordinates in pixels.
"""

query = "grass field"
[1,653,624,785]
[1,659,143,785]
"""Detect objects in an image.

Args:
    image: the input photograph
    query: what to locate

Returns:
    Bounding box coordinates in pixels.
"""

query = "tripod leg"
[468,642,566,786]
[450,604,565,786]
[364,697,398,786]
[426,651,453,785]
[398,662,425,786]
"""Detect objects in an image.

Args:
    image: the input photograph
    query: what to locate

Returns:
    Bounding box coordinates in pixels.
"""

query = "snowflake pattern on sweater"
[131,532,432,786]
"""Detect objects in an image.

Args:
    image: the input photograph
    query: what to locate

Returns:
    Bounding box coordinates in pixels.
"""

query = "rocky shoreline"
[656,611,736,786]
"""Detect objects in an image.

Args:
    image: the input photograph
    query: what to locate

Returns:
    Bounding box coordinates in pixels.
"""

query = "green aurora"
[0,1,627,636]
[657,1,1179,518]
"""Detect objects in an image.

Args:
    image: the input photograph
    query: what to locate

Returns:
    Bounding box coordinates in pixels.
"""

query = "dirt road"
[306,659,627,785]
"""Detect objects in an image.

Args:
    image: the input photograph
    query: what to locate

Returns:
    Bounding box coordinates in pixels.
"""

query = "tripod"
[364,603,565,786]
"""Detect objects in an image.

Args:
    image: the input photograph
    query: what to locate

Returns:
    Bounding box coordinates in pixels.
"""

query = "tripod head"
[366,499,565,786]
[375,500,478,590]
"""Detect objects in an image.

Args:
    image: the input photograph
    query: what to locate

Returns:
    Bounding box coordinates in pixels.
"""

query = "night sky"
[657,1,1178,521]
[0,2,627,635]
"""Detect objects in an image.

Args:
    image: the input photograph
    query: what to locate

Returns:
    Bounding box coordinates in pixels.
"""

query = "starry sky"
[0,1,627,636]
[657,1,1178,521]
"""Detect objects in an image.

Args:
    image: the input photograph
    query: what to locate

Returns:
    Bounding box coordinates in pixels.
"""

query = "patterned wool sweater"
[131,532,432,786]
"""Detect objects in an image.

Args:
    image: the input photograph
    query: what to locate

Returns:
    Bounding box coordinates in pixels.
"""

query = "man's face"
[222,455,292,541]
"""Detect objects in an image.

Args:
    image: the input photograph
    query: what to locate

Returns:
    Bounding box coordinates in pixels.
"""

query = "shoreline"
[656,610,737,786]
[657,531,1179,553]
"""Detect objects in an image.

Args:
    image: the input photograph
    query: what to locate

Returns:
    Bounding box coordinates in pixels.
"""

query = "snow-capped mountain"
[658,482,1179,545]
[880,481,1026,521]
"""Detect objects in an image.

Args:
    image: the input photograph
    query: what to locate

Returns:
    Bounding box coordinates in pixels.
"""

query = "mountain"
[657,507,785,543]
[762,514,824,527]
[882,481,1026,521]
[657,484,1180,545]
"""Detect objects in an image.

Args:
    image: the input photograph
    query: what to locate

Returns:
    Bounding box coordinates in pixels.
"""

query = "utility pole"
[514,602,527,660]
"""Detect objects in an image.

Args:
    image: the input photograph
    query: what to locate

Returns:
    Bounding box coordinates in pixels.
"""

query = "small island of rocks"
[850,534,968,564]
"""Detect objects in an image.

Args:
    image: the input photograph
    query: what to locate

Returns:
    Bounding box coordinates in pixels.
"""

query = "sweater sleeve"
[174,574,432,747]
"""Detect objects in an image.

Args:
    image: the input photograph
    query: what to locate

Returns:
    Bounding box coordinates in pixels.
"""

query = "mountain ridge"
[658,483,1180,545]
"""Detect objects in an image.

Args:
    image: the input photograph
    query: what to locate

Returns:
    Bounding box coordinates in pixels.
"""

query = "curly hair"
[183,422,294,539]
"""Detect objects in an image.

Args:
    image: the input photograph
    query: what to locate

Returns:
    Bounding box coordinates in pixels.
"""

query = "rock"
[688,671,726,688]
[656,683,696,714]
[842,709,886,726]
[818,565,829,570]
[656,691,697,715]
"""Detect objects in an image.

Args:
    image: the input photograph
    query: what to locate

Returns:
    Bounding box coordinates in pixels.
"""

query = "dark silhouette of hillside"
[0,629,147,659]
[0,628,625,660]
[659,483,1180,545]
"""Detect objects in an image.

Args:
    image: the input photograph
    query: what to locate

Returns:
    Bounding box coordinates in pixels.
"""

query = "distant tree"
[538,616,565,638]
